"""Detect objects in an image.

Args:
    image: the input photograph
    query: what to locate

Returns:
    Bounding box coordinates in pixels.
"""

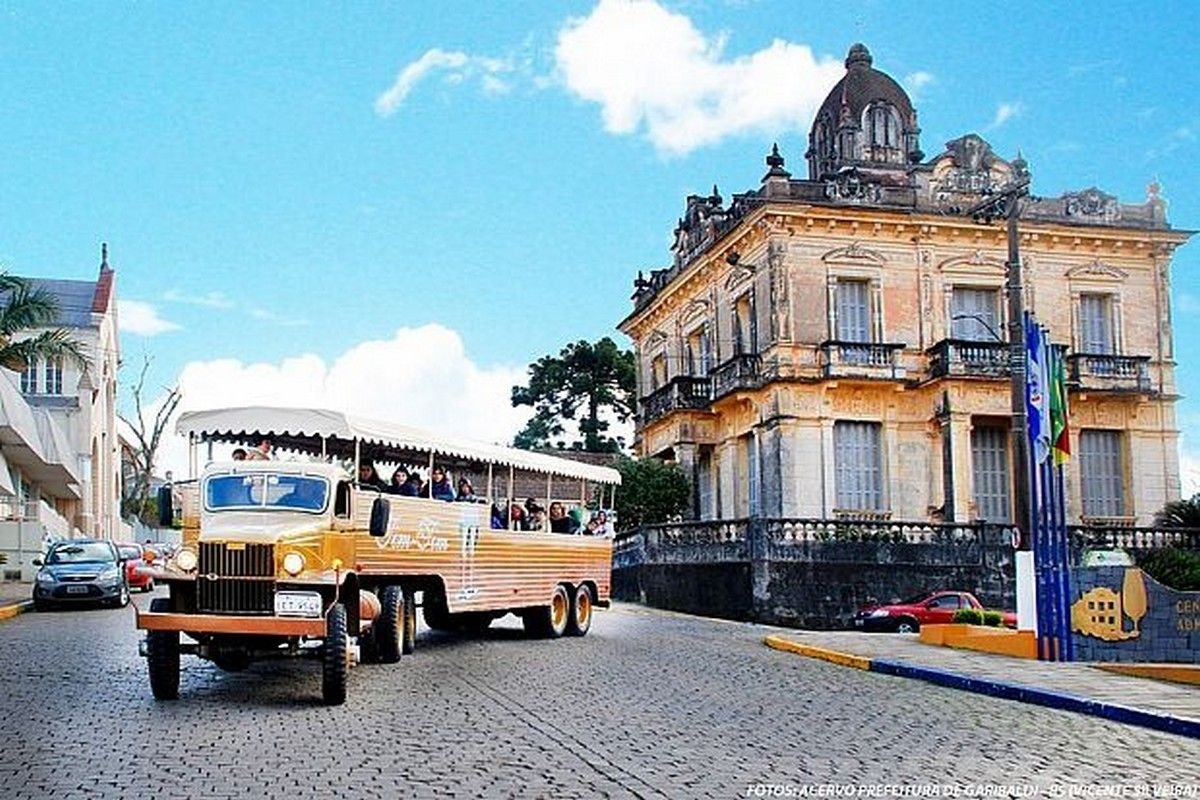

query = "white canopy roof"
[176,406,621,485]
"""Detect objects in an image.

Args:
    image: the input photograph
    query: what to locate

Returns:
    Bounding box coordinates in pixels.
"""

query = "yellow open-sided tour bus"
[136,406,621,705]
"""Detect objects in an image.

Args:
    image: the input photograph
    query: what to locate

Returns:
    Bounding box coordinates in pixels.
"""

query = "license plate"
[66,585,89,594]
[274,591,322,618]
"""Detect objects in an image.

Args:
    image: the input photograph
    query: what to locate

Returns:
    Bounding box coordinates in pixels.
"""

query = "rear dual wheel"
[523,584,571,639]
[566,584,593,637]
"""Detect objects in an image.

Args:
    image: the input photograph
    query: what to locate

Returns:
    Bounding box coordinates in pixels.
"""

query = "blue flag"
[1025,314,1051,464]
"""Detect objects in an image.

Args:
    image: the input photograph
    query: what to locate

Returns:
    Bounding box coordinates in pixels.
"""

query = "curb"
[0,600,33,622]
[765,635,1200,740]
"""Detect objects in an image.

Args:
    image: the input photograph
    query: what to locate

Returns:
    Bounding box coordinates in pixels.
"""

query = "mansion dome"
[806,43,923,180]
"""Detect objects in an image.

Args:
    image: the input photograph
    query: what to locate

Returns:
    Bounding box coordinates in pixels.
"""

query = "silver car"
[32,540,130,610]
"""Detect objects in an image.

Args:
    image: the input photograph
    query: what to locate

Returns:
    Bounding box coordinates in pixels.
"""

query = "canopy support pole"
[486,463,493,504]
[354,439,361,476]
[508,465,515,530]
[321,437,326,460]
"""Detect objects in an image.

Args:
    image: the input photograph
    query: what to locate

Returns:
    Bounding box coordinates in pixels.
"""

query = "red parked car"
[853,591,1016,633]
[116,543,155,593]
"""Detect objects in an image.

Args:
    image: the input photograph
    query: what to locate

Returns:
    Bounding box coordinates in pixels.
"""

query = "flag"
[1025,314,1051,464]
[1050,343,1071,464]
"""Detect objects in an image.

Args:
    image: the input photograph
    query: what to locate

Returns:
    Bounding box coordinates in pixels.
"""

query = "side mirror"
[32,557,42,567]
[157,485,175,527]
[369,497,390,537]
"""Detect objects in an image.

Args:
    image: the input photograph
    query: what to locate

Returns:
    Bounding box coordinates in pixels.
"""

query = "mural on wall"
[1071,567,1148,642]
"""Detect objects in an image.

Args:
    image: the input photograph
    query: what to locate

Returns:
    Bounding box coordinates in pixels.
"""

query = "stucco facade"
[619,44,1191,528]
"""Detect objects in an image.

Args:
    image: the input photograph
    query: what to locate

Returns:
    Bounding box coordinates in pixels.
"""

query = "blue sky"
[1,1,1198,488]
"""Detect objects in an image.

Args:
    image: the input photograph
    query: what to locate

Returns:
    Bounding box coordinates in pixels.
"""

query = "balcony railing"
[819,341,906,380]
[1067,353,1152,393]
[710,354,762,400]
[641,376,713,425]
[927,339,1010,379]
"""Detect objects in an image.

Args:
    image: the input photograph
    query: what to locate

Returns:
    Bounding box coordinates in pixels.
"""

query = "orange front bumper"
[135,608,326,637]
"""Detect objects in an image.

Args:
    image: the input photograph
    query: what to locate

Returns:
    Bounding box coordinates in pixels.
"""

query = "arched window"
[864,103,901,157]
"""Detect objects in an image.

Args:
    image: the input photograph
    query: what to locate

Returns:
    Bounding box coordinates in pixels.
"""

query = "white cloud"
[151,324,532,478]
[118,300,180,336]
[247,307,308,327]
[987,101,1023,131]
[374,48,513,116]
[903,71,934,99]
[162,289,234,309]
[553,0,845,155]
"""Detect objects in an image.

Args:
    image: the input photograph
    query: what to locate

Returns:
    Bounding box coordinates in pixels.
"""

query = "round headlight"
[174,548,198,572]
[282,551,305,576]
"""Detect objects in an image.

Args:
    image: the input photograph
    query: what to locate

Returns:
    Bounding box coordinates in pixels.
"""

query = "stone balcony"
[641,376,713,425]
[819,341,906,380]
[711,354,762,401]
[1067,353,1153,394]
[927,339,1011,379]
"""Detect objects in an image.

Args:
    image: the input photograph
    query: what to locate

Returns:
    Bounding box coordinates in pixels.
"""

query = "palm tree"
[1154,494,1200,528]
[0,272,88,373]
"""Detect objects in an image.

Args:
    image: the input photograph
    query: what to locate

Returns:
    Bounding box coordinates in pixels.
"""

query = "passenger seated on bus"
[358,462,388,490]
[528,505,547,532]
[245,438,272,461]
[490,503,507,529]
[548,502,579,534]
[584,516,601,536]
[389,467,410,494]
[508,503,527,531]
[231,448,248,461]
[455,477,477,503]
[594,509,611,537]
[400,470,423,497]
[428,467,456,501]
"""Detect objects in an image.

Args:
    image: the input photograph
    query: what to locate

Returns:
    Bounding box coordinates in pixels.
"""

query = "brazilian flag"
[1049,345,1071,465]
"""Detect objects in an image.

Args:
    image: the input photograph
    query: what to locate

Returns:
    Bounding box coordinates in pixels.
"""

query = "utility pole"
[967,156,1032,548]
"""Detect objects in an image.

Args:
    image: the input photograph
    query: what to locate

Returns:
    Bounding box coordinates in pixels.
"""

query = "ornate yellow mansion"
[618,44,1191,527]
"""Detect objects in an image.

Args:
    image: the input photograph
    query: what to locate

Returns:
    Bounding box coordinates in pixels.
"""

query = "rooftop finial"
[100,242,110,271]
[763,142,791,181]
[845,43,873,70]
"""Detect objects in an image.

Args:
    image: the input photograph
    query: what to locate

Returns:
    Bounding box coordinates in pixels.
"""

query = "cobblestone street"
[1,597,1197,798]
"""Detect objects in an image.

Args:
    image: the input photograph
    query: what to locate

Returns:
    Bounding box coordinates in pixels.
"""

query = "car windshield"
[47,543,115,564]
[118,545,141,560]
[206,474,329,512]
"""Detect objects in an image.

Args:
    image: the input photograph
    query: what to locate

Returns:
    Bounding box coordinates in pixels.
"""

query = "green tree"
[511,337,635,452]
[0,273,87,372]
[1154,493,1200,528]
[612,455,690,531]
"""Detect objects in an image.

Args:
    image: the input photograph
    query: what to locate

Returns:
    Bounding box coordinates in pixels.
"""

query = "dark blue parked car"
[32,539,130,610]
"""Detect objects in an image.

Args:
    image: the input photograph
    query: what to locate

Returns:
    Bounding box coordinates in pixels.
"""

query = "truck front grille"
[197,542,275,615]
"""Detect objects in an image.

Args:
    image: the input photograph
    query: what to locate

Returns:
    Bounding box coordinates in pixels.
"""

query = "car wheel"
[33,599,51,612]
[565,584,593,637]
[376,587,403,664]
[322,603,349,706]
[146,598,180,700]
[117,584,130,608]
[895,618,919,634]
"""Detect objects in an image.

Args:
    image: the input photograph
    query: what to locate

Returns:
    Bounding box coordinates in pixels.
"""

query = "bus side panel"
[352,496,612,613]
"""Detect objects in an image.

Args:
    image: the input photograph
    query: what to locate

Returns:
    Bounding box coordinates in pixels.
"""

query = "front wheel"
[146,598,179,700]
[322,603,349,706]
[113,584,130,608]
[566,584,593,637]
[895,618,919,634]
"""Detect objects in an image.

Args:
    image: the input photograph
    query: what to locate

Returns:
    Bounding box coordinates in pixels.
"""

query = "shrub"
[1136,548,1200,591]
[982,610,1003,627]
[952,609,983,625]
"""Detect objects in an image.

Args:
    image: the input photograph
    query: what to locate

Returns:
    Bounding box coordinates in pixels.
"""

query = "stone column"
[674,442,699,520]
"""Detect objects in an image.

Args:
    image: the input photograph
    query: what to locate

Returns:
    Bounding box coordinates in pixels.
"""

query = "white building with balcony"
[0,247,122,580]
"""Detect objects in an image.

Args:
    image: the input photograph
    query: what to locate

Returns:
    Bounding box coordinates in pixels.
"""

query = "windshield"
[205,473,330,513]
[47,543,116,565]
[117,545,141,560]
